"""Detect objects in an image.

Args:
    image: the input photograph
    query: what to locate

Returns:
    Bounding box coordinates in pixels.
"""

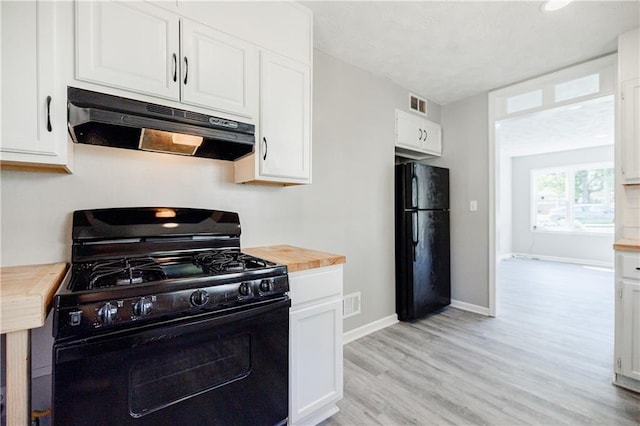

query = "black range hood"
[67,87,255,161]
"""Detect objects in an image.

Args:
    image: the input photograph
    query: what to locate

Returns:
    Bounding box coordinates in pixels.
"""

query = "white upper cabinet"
[180,19,257,118]
[258,52,311,182]
[75,1,257,119]
[74,0,313,185]
[621,78,640,185]
[395,109,442,159]
[1,0,71,172]
[617,28,639,185]
[175,1,312,65]
[233,4,313,186]
[76,1,180,101]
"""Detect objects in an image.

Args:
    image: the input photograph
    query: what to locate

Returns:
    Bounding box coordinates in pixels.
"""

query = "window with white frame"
[532,163,614,234]
[494,55,615,120]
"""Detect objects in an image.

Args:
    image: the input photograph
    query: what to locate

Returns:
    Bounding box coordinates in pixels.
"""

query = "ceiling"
[303,1,639,106]
[496,95,614,157]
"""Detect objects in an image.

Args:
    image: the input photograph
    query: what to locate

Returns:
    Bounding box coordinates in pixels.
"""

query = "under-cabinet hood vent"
[67,87,255,161]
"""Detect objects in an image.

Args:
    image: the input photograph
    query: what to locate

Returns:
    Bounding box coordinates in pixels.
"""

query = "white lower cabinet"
[289,265,343,425]
[620,279,640,380]
[614,251,640,391]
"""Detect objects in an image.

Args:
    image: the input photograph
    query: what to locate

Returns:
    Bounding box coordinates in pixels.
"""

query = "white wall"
[498,151,513,259]
[419,93,491,309]
[0,49,442,381]
[511,146,615,266]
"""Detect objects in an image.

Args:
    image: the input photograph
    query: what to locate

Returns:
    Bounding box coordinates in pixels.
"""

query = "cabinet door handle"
[46,96,52,132]
[263,137,268,161]
[172,53,177,82]
[423,130,428,141]
[183,57,189,85]
[418,128,423,141]
[636,267,640,271]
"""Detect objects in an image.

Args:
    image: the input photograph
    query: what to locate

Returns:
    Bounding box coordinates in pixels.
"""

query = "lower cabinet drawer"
[620,252,640,280]
[289,265,343,308]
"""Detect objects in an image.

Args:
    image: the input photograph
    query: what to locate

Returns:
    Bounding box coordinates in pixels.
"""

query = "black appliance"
[67,87,255,161]
[52,207,289,426]
[395,162,451,321]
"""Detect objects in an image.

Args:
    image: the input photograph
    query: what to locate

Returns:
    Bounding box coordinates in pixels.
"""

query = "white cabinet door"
[181,19,257,118]
[0,1,69,170]
[259,51,311,181]
[621,78,640,184]
[621,279,640,381]
[290,299,343,425]
[395,109,442,159]
[422,118,442,155]
[76,1,180,101]
[396,110,424,151]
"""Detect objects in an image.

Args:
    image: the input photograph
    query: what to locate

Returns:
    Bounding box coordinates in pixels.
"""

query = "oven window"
[129,333,251,417]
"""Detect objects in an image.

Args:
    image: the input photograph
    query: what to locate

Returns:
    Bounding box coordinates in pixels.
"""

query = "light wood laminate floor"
[321,258,640,425]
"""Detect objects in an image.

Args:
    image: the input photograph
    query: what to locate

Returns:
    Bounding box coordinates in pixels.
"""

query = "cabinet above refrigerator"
[395,110,442,159]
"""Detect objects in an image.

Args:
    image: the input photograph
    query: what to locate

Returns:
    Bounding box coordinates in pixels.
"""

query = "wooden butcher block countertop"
[244,245,346,273]
[0,262,68,334]
[614,238,640,252]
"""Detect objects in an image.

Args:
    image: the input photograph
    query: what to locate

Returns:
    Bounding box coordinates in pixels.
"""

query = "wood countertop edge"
[1,262,68,333]
[244,245,346,273]
[35,263,69,322]
[613,239,640,252]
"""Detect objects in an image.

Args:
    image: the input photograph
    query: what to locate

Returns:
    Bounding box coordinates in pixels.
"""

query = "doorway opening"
[488,54,616,316]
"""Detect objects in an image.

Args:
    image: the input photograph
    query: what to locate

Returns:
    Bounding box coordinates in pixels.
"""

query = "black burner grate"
[88,257,167,289]
[193,251,268,274]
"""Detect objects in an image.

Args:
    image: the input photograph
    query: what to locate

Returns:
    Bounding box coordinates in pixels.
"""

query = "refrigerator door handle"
[411,211,419,261]
[411,174,418,209]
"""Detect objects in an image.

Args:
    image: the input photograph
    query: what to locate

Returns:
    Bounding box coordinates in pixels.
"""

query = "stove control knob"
[133,297,153,317]
[190,289,210,307]
[260,279,273,292]
[239,282,251,297]
[97,302,118,325]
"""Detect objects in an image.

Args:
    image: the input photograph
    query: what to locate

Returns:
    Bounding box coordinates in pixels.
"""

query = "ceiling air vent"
[410,93,427,115]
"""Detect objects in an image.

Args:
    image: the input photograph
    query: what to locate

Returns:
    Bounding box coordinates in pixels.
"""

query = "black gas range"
[52,207,290,425]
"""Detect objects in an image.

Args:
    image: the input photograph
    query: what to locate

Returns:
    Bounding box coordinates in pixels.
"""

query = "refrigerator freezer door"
[397,210,451,320]
[399,162,449,210]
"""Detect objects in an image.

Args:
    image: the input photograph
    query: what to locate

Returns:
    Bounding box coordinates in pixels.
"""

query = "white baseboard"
[498,253,513,261]
[450,299,490,316]
[343,314,398,344]
[613,373,640,393]
[510,252,613,268]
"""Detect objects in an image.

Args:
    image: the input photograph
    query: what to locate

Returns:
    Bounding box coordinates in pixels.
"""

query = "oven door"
[52,298,289,426]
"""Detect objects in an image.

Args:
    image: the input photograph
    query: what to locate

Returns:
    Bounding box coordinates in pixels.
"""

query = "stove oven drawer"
[52,299,290,426]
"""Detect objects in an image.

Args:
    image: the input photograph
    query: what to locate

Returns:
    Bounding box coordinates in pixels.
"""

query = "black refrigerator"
[395,162,451,321]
